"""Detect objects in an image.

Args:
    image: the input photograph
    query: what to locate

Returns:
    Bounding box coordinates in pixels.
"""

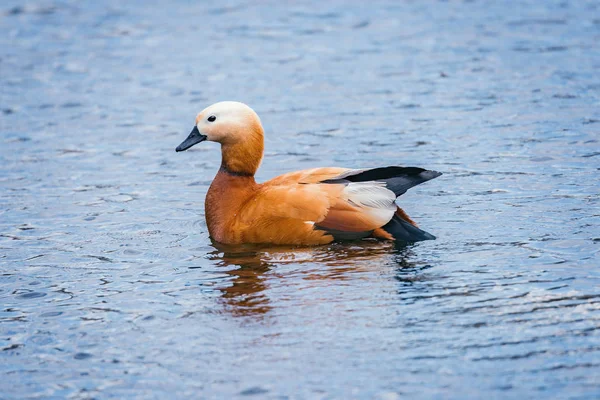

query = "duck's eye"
[207,115,216,122]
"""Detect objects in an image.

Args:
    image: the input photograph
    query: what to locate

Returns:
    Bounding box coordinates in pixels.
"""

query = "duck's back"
[264,167,350,186]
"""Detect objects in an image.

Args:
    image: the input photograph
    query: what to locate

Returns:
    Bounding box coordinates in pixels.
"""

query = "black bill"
[176,126,207,152]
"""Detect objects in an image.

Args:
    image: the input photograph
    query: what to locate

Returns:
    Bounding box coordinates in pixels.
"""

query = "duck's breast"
[205,172,257,243]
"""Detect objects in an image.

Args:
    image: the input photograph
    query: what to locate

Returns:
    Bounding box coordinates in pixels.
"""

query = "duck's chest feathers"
[204,169,256,242]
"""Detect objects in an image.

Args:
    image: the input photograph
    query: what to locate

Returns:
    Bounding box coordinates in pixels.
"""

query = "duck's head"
[176,101,264,175]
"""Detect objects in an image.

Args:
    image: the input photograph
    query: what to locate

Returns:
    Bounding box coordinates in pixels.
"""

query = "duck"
[176,101,441,246]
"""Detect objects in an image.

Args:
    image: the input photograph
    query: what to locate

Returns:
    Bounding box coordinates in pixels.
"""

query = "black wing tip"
[420,170,443,181]
[325,166,442,183]
[389,167,442,180]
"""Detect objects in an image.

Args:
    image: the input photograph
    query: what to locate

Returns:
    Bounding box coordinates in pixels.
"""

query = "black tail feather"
[381,215,436,242]
[322,166,442,197]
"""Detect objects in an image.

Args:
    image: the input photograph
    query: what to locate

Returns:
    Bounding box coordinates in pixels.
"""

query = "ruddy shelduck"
[176,101,441,246]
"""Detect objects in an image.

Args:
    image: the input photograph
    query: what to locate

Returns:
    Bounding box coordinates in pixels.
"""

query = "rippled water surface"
[1,0,600,398]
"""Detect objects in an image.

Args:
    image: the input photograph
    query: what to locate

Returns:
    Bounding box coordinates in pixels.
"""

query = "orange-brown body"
[204,166,419,245]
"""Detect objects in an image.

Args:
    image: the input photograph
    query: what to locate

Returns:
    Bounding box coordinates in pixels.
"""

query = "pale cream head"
[195,101,263,144]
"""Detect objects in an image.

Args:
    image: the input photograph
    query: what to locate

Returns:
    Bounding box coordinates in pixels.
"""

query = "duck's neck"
[220,135,263,176]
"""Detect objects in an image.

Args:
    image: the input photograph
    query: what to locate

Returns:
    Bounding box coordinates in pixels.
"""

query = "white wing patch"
[343,182,396,226]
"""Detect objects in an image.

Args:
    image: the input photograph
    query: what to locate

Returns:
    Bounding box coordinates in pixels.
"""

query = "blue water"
[1,0,599,398]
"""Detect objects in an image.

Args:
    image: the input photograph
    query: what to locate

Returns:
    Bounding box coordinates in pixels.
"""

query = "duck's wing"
[254,167,398,230]
[240,178,397,237]
[243,166,441,243]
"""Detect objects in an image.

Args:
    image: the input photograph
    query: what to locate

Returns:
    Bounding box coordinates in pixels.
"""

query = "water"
[1,0,599,398]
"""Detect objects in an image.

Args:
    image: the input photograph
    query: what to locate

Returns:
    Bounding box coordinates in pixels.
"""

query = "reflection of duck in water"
[207,246,273,317]
[176,101,441,246]
[208,241,425,317]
